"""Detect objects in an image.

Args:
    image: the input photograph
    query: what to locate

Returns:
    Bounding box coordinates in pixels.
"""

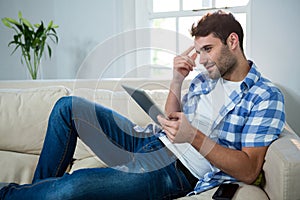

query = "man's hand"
[173,46,198,83]
[157,112,197,144]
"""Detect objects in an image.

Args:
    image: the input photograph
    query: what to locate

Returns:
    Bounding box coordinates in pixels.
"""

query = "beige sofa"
[0,79,299,200]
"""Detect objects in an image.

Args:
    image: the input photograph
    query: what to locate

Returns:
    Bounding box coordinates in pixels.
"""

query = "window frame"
[149,0,250,54]
[133,0,251,79]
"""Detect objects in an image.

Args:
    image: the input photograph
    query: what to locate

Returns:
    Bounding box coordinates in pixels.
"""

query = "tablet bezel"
[122,84,165,125]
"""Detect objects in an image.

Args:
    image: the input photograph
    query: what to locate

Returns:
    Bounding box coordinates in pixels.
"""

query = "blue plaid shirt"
[182,61,286,195]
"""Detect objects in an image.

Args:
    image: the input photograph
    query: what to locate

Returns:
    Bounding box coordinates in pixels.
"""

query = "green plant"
[2,11,58,79]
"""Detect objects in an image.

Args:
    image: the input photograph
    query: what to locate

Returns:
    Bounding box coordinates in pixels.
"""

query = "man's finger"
[191,52,198,60]
[167,112,180,120]
[180,46,195,56]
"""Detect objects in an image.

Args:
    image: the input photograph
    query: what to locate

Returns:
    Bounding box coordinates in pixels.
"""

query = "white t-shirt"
[159,78,242,179]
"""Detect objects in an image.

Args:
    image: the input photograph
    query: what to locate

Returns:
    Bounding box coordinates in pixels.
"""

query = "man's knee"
[53,96,86,112]
[50,96,78,121]
[56,96,74,105]
[51,96,98,122]
[53,96,72,111]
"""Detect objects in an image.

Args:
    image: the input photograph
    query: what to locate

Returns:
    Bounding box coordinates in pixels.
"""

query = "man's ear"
[227,32,239,50]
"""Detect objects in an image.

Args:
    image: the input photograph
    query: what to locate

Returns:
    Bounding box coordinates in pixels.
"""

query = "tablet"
[122,85,165,125]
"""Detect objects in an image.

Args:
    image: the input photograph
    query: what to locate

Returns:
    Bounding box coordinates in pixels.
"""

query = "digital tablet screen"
[122,85,165,125]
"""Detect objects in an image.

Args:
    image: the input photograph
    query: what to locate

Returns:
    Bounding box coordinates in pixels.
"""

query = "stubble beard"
[208,45,237,80]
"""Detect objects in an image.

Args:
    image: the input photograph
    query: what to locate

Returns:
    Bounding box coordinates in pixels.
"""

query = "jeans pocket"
[140,139,165,153]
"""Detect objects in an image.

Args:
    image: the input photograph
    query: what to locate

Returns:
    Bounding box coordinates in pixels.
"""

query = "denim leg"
[72,96,177,172]
[33,96,143,182]
[1,164,193,200]
[0,96,194,199]
[72,96,139,167]
[32,96,78,182]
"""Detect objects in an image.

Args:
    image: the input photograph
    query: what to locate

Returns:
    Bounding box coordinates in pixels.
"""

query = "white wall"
[0,0,126,79]
[249,0,300,134]
[0,0,299,134]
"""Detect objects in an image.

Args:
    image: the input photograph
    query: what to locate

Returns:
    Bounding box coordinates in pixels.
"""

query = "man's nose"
[199,53,208,65]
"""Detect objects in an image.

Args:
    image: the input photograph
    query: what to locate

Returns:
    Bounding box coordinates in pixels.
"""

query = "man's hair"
[191,10,244,52]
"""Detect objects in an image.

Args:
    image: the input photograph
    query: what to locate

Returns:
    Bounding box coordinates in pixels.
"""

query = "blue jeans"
[0,96,193,200]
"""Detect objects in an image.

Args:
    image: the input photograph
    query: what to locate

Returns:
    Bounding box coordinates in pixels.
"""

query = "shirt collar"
[188,60,260,95]
[240,60,261,92]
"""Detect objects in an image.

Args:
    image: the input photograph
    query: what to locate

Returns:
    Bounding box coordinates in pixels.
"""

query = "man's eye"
[204,47,212,52]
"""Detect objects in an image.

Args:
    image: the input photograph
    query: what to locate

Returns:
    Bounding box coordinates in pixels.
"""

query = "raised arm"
[165,46,197,115]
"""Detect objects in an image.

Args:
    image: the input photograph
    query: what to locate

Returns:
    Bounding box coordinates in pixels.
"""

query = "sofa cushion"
[263,127,300,200]
[70,156,107,173]
[0,86,70,154]
[0,150,39,184]
[177,183,268,200]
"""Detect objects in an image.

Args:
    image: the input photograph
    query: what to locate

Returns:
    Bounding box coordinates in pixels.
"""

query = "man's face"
[194,33,237,80]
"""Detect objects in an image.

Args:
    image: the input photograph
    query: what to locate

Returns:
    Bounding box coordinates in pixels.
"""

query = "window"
[147,0,250,78]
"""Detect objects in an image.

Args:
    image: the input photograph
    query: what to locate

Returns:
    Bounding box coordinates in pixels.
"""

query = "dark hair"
[191,10,244,52]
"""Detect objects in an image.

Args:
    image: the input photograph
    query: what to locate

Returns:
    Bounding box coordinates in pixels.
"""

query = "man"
[0,10,285,199]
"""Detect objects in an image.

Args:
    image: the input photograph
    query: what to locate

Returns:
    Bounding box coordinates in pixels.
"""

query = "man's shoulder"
[244,63,284,102]
[250,76,284,101]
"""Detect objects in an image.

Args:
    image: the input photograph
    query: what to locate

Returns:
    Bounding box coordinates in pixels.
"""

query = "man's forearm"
[191,130,268,184]
[165,80,183,115]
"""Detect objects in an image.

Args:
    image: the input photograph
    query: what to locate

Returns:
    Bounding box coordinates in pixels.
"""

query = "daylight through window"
[149,0,249,78]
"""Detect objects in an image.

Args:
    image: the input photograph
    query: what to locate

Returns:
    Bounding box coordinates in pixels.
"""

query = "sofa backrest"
[0,84,170,157]
[0,86,70,154]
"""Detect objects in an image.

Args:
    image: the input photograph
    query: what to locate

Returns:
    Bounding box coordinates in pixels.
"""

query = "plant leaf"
[21,17,34,30]
[47,20,53,30]
[2,18,12,28]
[5,17,20,26]
[13,35,19,42]
[38,40,45,59]
[8,40,17,47]
[48,33,59,43]
[47,44,52,58]
[23,24,33,49]
[18,11,22,19]
[35,22,45,38]
[10,44,21,55]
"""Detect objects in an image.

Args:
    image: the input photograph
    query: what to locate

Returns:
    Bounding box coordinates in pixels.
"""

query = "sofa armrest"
[263,126,300,200]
